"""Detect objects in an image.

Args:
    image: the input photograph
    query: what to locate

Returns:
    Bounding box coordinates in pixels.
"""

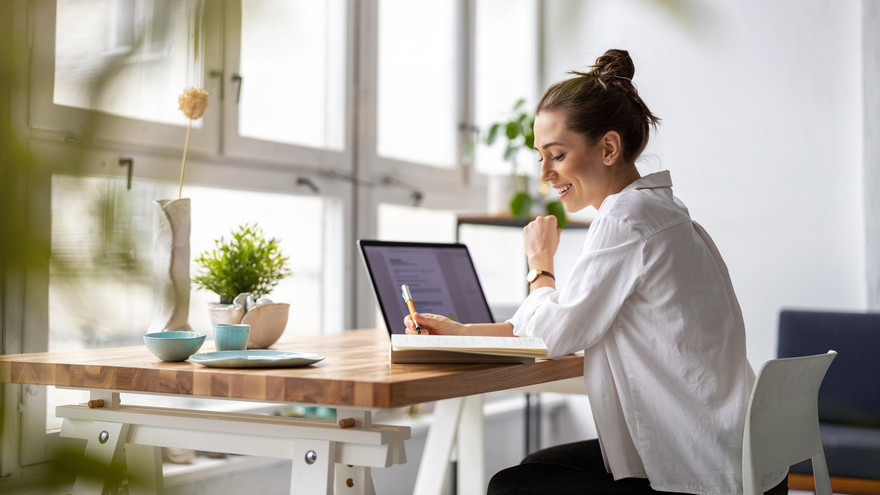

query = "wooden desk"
[0,329,584,494]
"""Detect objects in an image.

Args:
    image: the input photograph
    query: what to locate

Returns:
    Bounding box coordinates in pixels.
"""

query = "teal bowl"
[144,331,206,362]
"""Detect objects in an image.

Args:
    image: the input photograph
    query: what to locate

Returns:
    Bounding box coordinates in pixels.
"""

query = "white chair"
[742,350,837,495]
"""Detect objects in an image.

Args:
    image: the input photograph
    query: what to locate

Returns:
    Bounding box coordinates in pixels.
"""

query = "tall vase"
[147,198,193,333]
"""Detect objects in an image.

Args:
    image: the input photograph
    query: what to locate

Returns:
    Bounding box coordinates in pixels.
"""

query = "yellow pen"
[400,284,421,334]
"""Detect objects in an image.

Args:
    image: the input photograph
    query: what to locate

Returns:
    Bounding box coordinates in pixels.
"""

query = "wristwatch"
[526,268,555,284]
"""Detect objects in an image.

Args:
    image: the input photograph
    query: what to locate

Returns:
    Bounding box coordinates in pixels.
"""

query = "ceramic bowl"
[144,331,206,362]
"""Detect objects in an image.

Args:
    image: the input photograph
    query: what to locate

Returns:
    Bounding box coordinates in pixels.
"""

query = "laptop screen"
[358,240,495,334]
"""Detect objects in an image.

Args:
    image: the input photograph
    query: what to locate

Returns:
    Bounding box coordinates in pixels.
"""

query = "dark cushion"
[789,422,880,479]
[777,309,880,428]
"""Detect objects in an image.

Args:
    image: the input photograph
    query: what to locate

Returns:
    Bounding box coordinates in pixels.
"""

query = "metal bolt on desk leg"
[305,450,318,465]
[98,430,110,444]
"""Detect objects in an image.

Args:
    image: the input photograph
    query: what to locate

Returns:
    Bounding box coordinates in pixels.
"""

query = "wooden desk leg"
[334,408,376,495]
[456,395,485,494]
[413,398,465,495]
[290,438,336,495]
[72,420,129,495]
[334,464,375,495]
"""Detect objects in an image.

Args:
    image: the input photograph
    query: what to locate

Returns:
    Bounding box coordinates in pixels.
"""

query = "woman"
[405,49,788,494]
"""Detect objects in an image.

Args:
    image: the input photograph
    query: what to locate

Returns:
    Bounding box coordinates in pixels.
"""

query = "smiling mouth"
[554,184,572,197]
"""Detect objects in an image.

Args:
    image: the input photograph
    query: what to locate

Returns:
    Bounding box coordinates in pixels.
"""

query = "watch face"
[527,269,538,283]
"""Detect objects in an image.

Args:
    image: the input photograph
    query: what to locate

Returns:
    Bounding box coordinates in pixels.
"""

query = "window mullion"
[459,0,476,186]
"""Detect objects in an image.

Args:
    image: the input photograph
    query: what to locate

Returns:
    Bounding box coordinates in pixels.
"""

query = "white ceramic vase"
[147,198,193,333]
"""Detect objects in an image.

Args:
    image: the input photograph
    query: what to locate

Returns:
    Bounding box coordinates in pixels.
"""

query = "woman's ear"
[602,131,622,166]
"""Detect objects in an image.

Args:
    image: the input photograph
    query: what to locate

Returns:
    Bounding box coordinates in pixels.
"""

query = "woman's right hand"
[404,313,466,335]
[523,215,561,267]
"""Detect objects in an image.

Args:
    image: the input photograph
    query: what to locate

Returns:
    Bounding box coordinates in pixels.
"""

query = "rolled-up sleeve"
[507,215,643,358]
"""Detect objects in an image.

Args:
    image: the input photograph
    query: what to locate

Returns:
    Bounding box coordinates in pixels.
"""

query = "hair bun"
[591,49,636,81]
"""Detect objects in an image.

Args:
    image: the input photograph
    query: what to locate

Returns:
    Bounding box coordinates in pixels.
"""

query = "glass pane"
[49,175,326,350]
[377,0,458,168]
[239,0,346,150]
[474,0,538,176]
[377,204,456,243]
[54,0,204,126]
[457,224,525,320]
[47,175,327,427]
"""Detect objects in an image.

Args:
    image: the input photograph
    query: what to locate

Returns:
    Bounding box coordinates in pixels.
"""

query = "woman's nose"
[539,159,554,183]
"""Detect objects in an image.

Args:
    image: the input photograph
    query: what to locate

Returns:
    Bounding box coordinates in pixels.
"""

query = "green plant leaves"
[523,115,535,150]
[546,200,568,228]
[505,120,521,140]
[510,191,534,220]
[192,223,291,303]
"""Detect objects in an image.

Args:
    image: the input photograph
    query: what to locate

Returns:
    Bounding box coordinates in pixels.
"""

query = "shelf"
[456,214,590,229]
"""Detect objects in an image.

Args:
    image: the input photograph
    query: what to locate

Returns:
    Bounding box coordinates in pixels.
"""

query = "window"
[238,0,346,151]
[49,175,326,349]
[53,0,204,126]
[376,0,459,168]
[13,0,540,470]
[30,0,220,154]
[474,0,539,176]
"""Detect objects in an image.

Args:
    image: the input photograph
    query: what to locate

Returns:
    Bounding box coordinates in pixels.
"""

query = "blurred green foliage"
[0,52,50,285]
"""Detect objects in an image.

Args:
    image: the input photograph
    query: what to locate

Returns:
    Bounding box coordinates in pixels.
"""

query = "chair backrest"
[742,351,837,495]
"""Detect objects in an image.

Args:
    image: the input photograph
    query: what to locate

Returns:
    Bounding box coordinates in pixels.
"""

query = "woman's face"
[533,110,614,212]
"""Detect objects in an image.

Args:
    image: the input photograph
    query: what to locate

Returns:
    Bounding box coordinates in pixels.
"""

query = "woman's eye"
[552,153,565,161]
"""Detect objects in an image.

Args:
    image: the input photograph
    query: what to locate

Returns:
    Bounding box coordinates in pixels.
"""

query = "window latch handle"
[231,74,243,104]
[119,158,133,190]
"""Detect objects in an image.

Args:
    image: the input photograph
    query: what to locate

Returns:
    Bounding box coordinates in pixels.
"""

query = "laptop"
[357,240,495,335]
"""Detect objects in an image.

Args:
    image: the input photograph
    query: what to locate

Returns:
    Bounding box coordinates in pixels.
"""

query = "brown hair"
[536,49,660,163]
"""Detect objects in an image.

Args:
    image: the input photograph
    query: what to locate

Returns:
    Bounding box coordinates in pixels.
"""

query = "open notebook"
[390,334,548,364]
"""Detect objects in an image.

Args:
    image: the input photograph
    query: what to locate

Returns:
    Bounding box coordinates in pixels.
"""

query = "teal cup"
[213,323,250,351]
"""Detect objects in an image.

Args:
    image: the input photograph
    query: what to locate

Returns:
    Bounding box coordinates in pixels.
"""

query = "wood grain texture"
[0,329,584,408]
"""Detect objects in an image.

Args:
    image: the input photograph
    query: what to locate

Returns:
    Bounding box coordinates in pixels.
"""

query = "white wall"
[543,0,867,368]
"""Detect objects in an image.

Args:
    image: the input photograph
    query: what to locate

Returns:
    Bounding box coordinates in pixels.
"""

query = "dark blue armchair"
[777,309,880,494]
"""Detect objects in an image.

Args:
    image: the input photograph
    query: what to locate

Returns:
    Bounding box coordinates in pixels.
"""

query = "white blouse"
[508,171,786,494]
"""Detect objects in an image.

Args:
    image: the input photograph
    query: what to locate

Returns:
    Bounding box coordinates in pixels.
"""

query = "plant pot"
[208,293,290,349]
[487,175,518,215]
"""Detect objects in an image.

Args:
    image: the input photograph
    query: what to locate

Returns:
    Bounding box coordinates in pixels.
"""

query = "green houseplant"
[193,222,291,304]
[193,223,292,348]
[484,99,567,227]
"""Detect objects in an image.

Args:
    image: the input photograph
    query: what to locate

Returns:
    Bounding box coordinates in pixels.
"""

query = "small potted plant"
[192,223,292,348]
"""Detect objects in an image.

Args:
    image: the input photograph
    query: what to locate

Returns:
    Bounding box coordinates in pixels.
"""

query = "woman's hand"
[404,313,466,335]
[523,215,561,269]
